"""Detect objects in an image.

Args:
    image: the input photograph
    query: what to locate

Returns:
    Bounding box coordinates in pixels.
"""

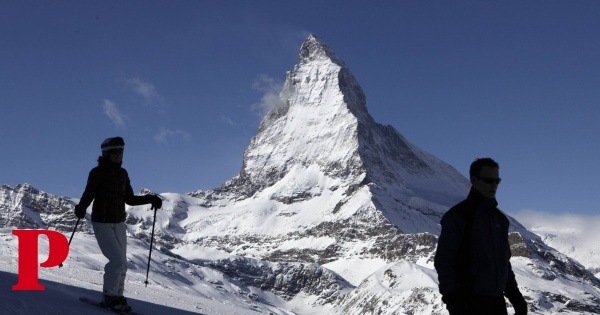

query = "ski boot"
[102,294,132,313]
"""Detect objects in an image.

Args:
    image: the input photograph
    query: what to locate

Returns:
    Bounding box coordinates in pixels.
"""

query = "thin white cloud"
[103,99,126,127]
[512,209,600,234]
[221,116,237,127]
[251,74,284,116]
[125,77,164,105]
[154,127,191,144]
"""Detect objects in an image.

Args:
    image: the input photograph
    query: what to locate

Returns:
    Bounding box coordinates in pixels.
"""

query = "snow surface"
[0,228,320,315]
[4,197,600,315]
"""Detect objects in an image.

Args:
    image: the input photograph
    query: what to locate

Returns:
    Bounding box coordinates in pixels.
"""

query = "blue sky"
[1,1,599,216]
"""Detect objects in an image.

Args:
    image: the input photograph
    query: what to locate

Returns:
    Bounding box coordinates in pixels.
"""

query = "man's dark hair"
[470,158,499,177]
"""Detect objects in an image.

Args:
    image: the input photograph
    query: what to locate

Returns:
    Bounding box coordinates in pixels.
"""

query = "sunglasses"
[109,149,124,155]
[476,176,501,184]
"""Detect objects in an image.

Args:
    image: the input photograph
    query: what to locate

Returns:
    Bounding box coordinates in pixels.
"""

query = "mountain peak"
[300,34,345,66]
[222,34,469,212]
[222,35,372,198]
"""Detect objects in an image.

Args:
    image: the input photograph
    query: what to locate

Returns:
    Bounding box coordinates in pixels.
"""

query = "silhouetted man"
[434,158,527,315]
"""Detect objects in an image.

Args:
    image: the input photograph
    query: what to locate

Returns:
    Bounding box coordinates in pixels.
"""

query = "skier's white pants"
[92,222,127,297]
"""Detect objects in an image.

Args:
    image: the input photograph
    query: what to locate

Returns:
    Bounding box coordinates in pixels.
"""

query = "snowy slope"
[0,227,324,315]
[3,183,600,314]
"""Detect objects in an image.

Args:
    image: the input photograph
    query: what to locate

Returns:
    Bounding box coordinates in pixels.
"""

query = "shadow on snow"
[0,271,203,315]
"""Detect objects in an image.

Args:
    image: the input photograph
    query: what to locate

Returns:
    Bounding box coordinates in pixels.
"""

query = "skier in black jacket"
[74,137,162,312]
[434,158,527,315]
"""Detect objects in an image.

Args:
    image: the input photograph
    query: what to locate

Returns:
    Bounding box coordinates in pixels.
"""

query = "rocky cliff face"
[0,184,88,232]
[3,34,600,314]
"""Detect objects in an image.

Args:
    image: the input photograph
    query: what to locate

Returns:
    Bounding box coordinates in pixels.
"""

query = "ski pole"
[144,207,158,287]
[59,217,81,268]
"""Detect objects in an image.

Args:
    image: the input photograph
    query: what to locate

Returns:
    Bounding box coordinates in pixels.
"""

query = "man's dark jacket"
[434,188,526,311]
[77,157,155,223]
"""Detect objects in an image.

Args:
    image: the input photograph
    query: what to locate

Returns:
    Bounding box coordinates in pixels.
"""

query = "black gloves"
[74,194,161,218]
[441,288,526,315]
[150,194,162,210]
[74,205,86,218]
[442,292,467,315]
[505,287,528,315]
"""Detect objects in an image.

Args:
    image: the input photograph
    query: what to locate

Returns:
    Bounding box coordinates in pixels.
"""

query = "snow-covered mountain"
[216,34,470,233]
[2,34,600,314]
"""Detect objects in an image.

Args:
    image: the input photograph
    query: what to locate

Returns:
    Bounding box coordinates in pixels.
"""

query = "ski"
[79,297,143,315]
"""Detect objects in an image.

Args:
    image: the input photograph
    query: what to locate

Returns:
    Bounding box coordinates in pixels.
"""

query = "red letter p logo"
[11,230,69,290]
